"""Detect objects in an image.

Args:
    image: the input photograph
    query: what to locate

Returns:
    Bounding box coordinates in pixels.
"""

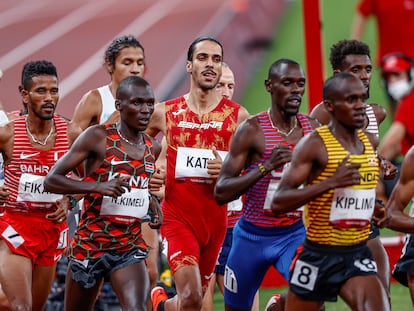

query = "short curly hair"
[21,60,57,90]
[329,39,371,70]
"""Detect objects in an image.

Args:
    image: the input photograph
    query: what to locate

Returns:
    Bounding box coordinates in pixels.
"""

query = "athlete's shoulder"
[54,114,70,123]
[309,101,331,125]
[237,113,262,134]
[83,123,107,137]
[298,113,321,129]
[72,87,104,130]
[79,88,102,106]
[11,114,26,123]
[73,124,107,150]
[294,127,326,159]
[222,97,241,108]
[165,96,185,106]
[368,103,387,125]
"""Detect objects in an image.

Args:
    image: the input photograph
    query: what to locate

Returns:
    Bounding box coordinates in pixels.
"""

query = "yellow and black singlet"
[304,125,379,246]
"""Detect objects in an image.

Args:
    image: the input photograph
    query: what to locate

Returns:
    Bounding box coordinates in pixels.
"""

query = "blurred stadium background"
[0,0,411,309]
[0,0,285,118]
[0,1,390,131]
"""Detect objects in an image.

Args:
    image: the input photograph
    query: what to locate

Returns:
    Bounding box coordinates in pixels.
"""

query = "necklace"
[117,126,142,148]
[267,110,297,136]
[26,117,54,146]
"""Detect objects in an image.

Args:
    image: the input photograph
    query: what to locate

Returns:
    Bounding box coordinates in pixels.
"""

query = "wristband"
[66,195,77,210]
[375,198,384,207]
[258,163,268,176]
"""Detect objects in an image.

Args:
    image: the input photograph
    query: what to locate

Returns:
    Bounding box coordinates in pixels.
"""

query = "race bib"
[263,179,280,214]
[290,259,319,291]
[0,154,4,186]
[263,163,304,215]
[17,173,62,204]
[224,265,238,293]
[175,147,227,178]
[409,199,414,217]
[330,188,375,228]
[227,197,243,212]
[100,188,149,223]
[57,228,69,250]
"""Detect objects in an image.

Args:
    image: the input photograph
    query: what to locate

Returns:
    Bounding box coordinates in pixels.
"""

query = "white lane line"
[59,0,183,101]
[0,1,51,30]
[155,1,235,100]
[0,0,116,71]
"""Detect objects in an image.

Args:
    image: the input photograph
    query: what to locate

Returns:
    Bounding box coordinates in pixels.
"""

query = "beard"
[30,105,55,120]
[283,105,300,117]
[198,81,217,91]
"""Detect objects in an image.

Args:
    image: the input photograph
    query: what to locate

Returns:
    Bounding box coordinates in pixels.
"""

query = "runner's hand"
[148,195,163,229]
[149,168,165,193]
[0,186,9,204]
[96,176,130,198]
[331,154,361,188]
[207,146,222,178]
[267,144,292,171]
[46,196,69,223]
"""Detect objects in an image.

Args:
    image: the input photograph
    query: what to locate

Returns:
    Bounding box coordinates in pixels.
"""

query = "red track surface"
[0,0,285,119]
[0,1,407,289]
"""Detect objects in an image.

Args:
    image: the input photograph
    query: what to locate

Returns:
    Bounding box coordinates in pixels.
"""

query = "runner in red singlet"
[0,60,81,311]
[147,36,249,311]
[201,63,260,311]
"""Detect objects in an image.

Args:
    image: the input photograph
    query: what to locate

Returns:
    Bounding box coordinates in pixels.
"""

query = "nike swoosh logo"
[172,109,186,116]
[20,152,40,159]
[110,159,130,166]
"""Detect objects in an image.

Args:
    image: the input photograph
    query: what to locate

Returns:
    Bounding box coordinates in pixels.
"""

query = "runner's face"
[22,75,58,120]
[111,47,145,83]
[341,54,372,93]
[266,63,305,116]
[187,40,222,90]
[332,78,367,129]
[117,84,155,131]
[215,66,235,99]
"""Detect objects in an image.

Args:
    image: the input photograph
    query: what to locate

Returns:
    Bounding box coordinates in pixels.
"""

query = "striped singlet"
[365,105,379,137]
[305,125,379,246]
[242,112,314,227]
[5,115,69,212]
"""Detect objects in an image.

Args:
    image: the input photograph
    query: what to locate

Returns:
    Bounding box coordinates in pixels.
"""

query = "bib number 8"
[290,259,319,291]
